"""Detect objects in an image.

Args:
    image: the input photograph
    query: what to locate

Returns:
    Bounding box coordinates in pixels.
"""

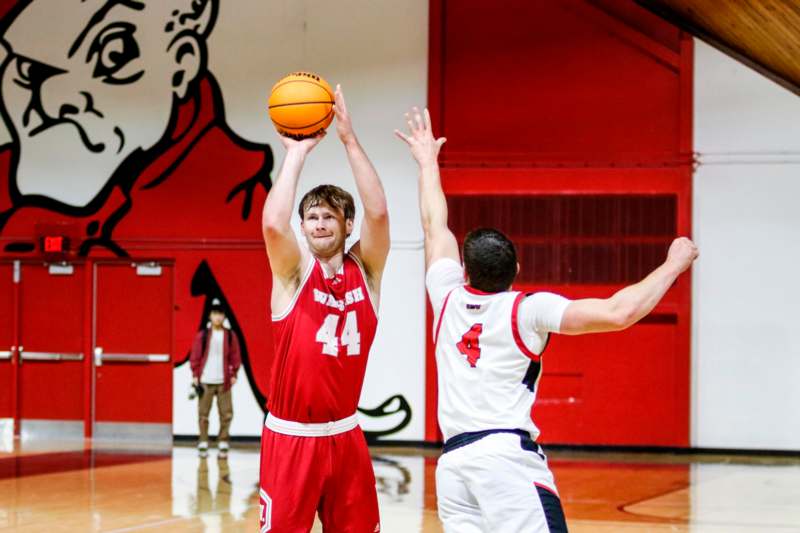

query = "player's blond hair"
[298,185,355,221]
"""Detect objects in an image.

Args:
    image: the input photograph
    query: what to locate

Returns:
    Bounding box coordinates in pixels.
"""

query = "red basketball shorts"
[258,418,380,533]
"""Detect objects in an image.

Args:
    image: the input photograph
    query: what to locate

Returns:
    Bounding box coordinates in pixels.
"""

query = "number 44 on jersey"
[316,312,361,356]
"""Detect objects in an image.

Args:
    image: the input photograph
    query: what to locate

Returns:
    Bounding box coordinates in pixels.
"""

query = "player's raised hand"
[666,237,698,272]
[279,130,326,155]
[333,84,357,146]
[395,107,446,167]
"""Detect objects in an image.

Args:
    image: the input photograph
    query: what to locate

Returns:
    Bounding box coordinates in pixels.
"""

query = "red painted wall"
[426,0,693,446]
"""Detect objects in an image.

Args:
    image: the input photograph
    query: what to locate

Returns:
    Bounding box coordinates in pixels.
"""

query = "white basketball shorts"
[436,430,567,533]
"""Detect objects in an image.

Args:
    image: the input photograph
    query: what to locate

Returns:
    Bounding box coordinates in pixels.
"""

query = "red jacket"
[190,328,241,392]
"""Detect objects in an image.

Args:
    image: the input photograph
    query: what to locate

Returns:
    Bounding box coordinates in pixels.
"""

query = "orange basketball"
[268,72,335,139]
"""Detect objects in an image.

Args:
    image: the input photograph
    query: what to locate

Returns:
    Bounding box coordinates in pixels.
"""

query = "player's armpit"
[269,256,308,316]
[266,238,310,303]
[348,241,384,297]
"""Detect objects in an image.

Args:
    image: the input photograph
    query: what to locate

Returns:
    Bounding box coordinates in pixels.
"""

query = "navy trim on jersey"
[519,429,546,460]
[522,360,543,393]
[443,428,540,455]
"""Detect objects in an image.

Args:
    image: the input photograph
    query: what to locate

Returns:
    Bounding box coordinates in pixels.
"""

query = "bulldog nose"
[40,72,87,121]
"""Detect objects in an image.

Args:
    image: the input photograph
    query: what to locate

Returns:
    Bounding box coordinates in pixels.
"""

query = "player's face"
[0,0,192,208]
[209,310,225,328]
[300,204,353,259]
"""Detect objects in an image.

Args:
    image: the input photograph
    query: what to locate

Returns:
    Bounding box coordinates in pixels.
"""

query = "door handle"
[20,351,84,361]
[0,347,12,361]
[94,347,103,367]
[99,353,170,363]
[18,346,23,365]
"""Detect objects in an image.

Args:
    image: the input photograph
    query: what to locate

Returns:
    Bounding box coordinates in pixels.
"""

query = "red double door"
[0,260,173,443]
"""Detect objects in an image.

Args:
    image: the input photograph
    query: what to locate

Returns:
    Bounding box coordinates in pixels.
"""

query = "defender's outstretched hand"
[666,237,699,273]
[395,107,446,166]
[333,84,357,145]
[396,107,459,266]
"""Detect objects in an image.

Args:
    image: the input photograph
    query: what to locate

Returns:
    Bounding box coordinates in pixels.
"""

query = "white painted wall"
[172,0,429,439]
[692,40,800,450]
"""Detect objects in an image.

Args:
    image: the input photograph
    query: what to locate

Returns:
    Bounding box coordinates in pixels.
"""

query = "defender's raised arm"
[395,107,459,268]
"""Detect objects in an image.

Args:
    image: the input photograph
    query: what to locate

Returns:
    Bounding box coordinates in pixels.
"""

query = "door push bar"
[19,349,84,361]
[2,347,83,363]
[93,347,170,365]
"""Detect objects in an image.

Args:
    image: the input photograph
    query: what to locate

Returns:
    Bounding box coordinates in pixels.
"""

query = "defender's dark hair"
[463,228,517,293]
[298,184,355,221]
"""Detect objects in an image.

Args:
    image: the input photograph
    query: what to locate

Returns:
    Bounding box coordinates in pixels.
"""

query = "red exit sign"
[41,235,70,253]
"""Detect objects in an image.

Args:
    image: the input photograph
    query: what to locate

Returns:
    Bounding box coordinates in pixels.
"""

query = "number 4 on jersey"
[457,323,483,367]
[316,311,361,356]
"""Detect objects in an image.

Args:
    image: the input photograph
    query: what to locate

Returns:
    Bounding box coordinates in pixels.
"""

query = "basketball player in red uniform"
[258,85,389,532]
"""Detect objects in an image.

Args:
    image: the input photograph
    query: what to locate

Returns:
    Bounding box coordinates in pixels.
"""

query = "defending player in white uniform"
[396,108,698,533]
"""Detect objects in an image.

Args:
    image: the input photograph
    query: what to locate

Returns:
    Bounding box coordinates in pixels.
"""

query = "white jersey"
[427,259,570,442]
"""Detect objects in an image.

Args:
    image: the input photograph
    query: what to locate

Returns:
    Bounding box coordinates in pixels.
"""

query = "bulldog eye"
[88,22,143,84]
[15,57,32,86]
[11,55,63,90]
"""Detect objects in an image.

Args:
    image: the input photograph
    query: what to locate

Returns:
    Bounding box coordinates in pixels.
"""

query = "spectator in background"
[190,298,241,458]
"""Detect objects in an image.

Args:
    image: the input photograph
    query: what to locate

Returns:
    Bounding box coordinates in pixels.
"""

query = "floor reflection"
[0,441,798,532]
[374,455,413,501]
[171,447,260,531]
[170,448,432,533]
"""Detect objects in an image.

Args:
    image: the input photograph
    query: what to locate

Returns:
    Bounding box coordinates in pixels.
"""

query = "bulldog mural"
[0,0,410,439]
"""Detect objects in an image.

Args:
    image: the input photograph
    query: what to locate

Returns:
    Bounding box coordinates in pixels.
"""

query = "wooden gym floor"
[1,439,799,532]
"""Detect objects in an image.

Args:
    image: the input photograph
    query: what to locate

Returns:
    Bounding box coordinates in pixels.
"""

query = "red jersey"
[267,253,378,422]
